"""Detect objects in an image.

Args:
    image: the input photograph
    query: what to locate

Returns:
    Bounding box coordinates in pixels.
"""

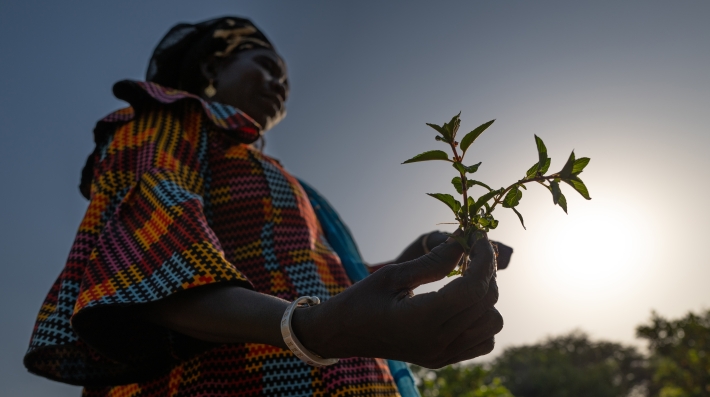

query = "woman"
[24,17,504,396]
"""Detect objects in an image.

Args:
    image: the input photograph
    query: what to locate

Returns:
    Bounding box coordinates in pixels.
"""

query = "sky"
[1,1,709,395]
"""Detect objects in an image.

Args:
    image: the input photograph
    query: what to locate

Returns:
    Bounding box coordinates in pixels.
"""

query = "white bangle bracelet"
[280,296,339,367]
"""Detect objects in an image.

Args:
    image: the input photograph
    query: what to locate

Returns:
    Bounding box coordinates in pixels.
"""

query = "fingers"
[440,337,496,367]
[439,277,498,339]
[424,231,450,251]
[436,308,503,364]
[418,307,503,369]
[434,236,496,318]
[417,338,495,369]
[392,237,464,290]
[447,308,503,352]
[465,233,497,280]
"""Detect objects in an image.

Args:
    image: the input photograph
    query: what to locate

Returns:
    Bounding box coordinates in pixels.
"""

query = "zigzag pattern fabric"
[24,81,400,396]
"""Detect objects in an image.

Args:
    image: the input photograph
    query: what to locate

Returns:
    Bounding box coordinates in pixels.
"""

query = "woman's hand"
[293,234,502,368]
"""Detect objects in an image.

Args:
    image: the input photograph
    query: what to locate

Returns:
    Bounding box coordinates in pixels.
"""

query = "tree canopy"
[489,331,648,397]
[411,364,514,397]
[415,310,710,397]
[636,309,710,396]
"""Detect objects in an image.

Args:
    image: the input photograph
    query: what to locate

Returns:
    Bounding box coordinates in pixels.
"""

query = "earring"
[204,79,216,98]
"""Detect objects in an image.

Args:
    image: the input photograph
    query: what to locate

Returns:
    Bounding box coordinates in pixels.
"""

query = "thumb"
[463,233,497,292]
[394,236,464,289]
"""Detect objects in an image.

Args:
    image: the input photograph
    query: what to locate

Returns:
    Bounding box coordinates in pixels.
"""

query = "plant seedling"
[403,113,592,275]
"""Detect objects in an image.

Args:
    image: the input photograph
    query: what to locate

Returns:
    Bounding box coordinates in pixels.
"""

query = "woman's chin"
[242,105,286,133]
[261,110,286,133]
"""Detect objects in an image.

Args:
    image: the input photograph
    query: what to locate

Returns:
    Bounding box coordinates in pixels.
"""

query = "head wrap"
[146,16,275,91]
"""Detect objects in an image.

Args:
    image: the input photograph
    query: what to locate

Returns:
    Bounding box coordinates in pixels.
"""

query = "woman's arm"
[138,234,503,368]
[137,285,291,349]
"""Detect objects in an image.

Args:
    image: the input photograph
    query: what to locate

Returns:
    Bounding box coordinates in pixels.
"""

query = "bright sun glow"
[543,203,654,293]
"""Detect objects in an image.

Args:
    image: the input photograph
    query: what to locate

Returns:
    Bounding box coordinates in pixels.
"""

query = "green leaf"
[479,214,498,230]
[572,157,590,175]
[559,151,576,178]
[452,162,465,174]
[402,150,450,164]
[512,207,526,230]
[525,162,538,178]
[451,176,465,194]
[426,193,461,214]
[452,177,462,191]
[557,192,568,214]
[460,119,495,155]
[434,135,446,142]
[535,135,548,170]
[453,162,482,175]
[452,176,492,195]
[548,180,568,213]
[471,189,502,214]
[443,112,462,138]
[550,180,562,205]
[464,162,481,173]
[502,186,523,208]
[468,180,493,191]
[525,158,551,178]
[563,175,592,200]
[426,123,450,141]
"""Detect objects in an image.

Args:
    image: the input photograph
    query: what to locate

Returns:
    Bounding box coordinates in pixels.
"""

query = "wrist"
[290,302,337,359]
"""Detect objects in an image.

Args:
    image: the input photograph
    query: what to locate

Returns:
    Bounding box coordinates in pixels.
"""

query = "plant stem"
[488,174,559,213]
[449,144,468,224]
[450,142,470,272]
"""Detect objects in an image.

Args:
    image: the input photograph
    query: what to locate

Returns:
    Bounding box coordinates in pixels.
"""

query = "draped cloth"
[25,80,418,396]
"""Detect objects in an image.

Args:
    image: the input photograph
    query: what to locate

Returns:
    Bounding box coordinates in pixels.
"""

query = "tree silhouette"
[637,310,710,396]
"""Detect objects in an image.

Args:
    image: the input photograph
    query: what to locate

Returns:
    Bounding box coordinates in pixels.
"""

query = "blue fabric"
[298,180,369,283]
[299,180,421,397]
[386,359,422,397]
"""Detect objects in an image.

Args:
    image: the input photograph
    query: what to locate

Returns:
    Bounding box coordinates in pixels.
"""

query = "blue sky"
[1,1,709,395]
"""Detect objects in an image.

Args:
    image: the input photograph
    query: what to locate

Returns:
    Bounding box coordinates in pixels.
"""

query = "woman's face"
[206,48,289,131]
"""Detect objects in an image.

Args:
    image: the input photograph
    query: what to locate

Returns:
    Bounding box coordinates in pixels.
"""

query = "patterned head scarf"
[146,16,275,91]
